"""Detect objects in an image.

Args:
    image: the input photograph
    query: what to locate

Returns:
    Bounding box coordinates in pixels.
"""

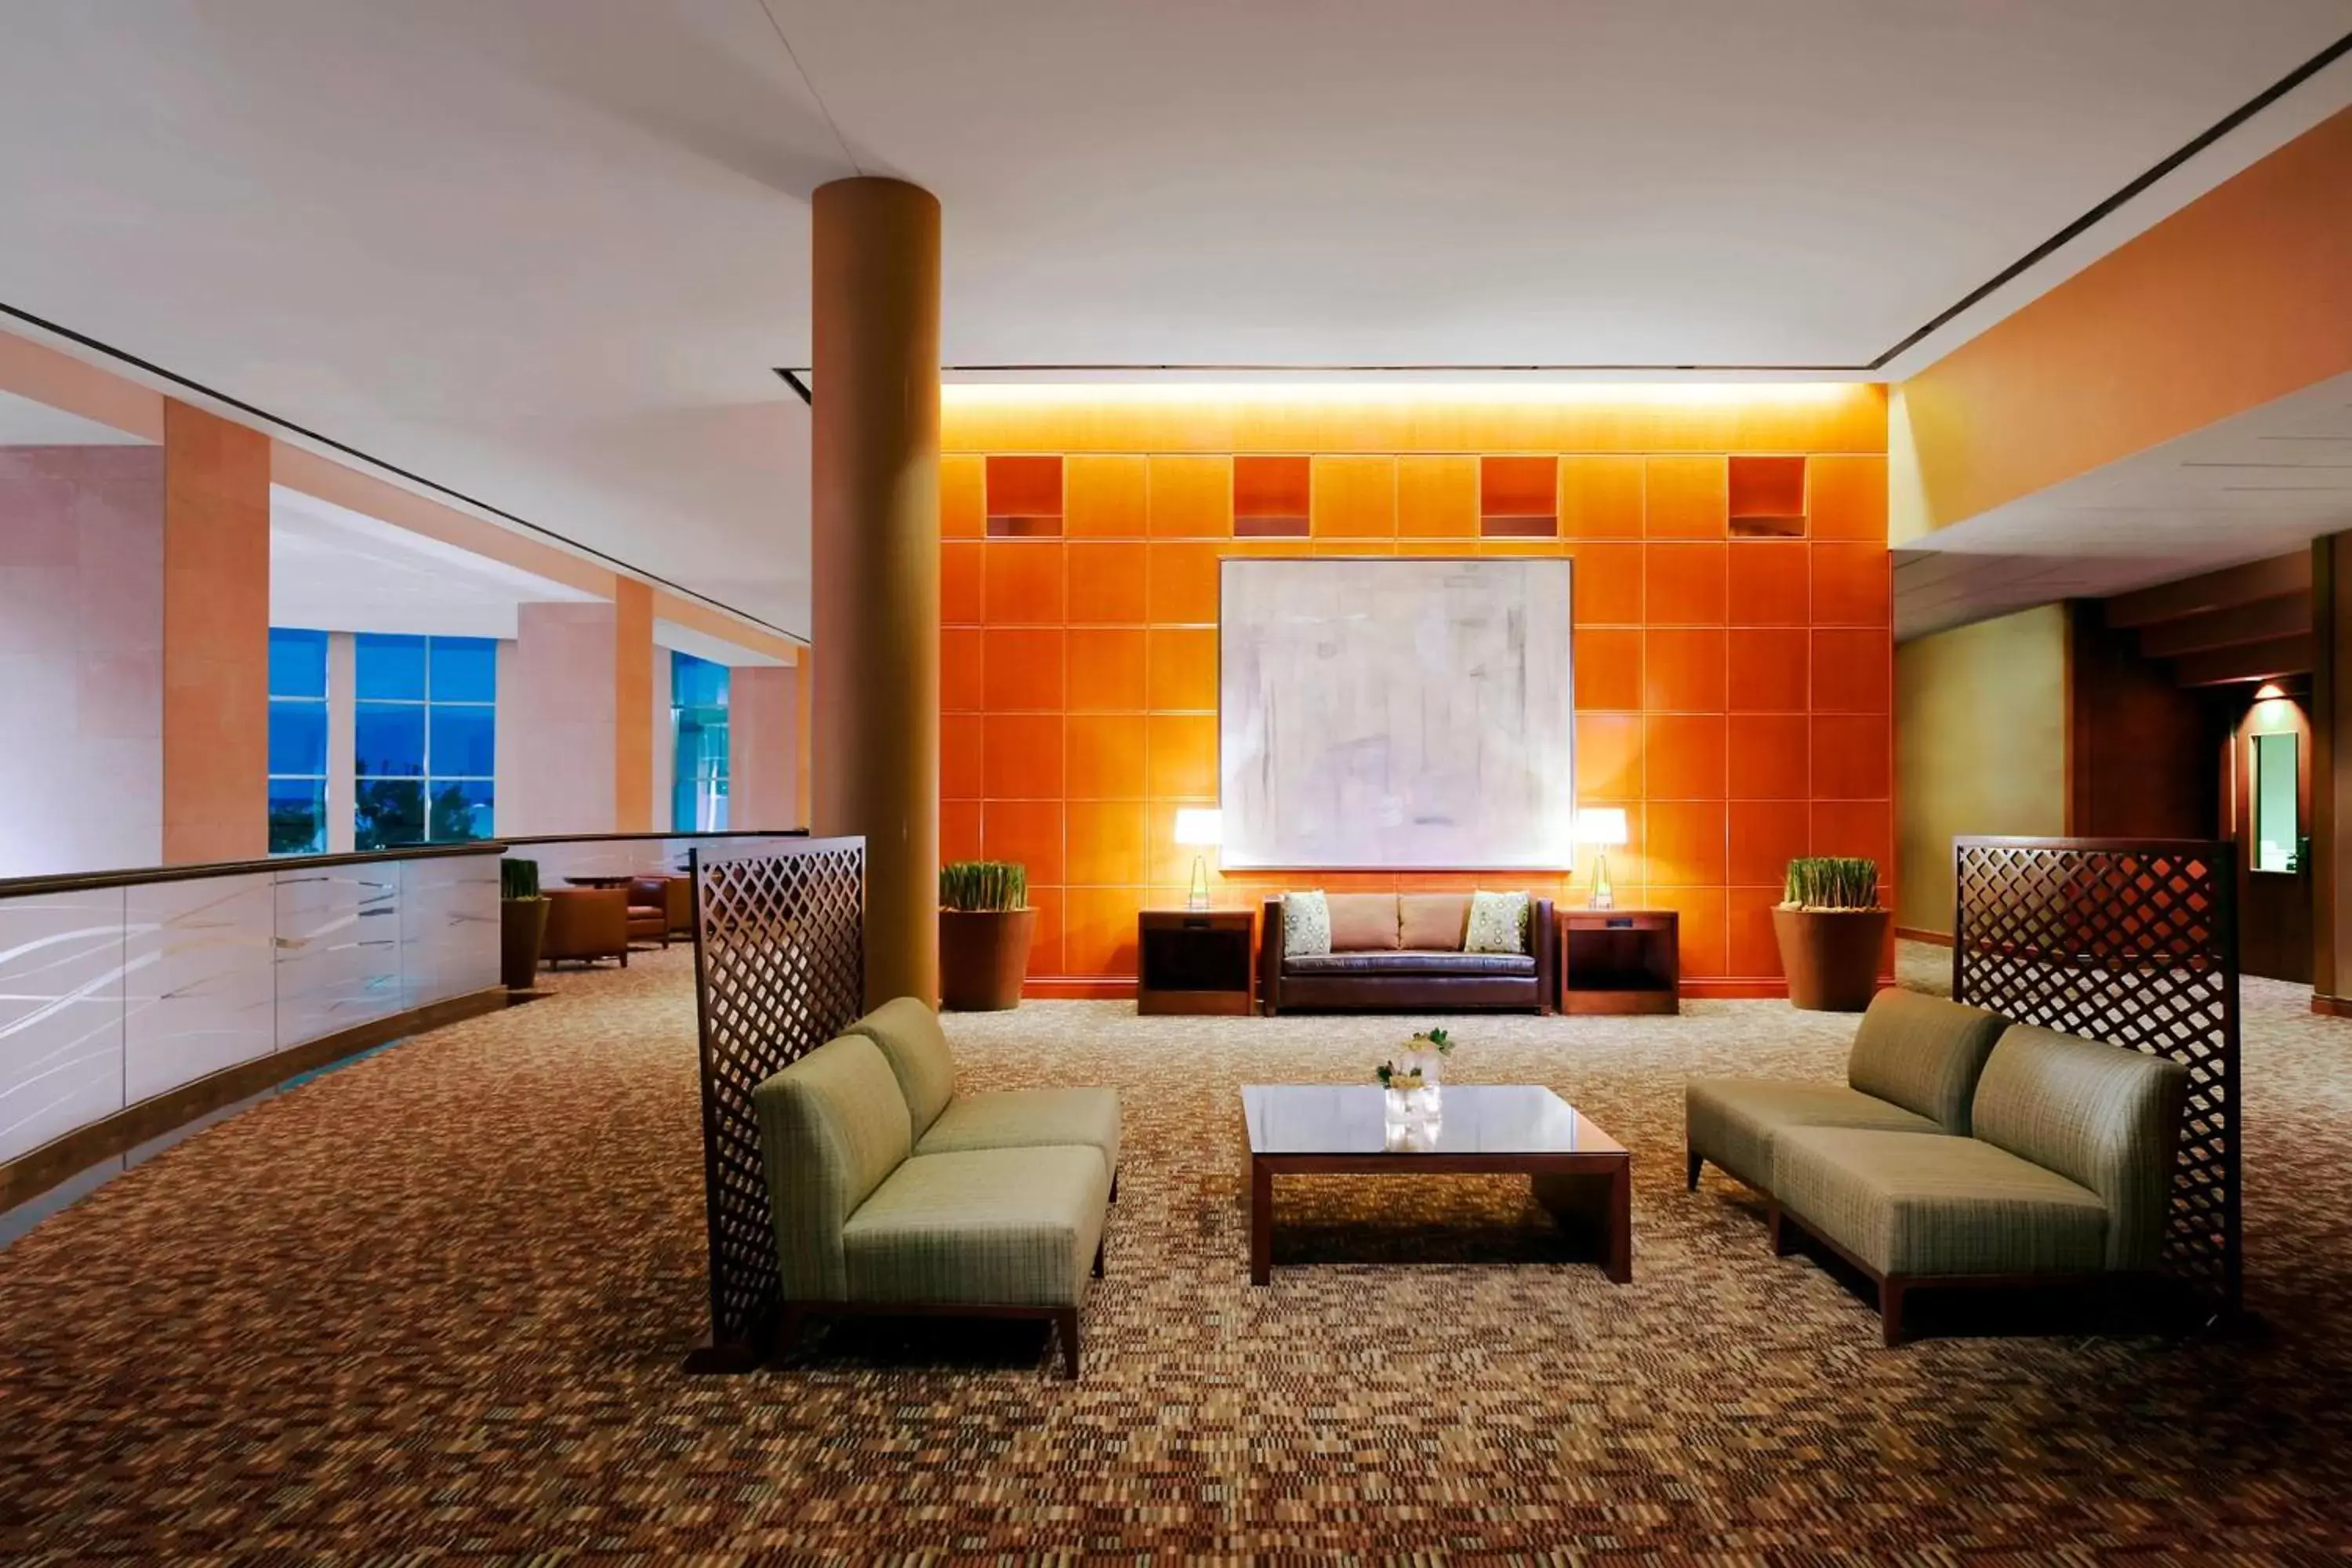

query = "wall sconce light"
[1174,808,1224,912]
[1573,808,1628,911]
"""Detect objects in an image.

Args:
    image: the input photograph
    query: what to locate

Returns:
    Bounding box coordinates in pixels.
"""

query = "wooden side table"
[1559,909,1681,1015]
[1137,909,1255,1015]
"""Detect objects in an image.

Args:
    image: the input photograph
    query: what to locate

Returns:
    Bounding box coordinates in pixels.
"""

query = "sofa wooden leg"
[1881,1279,1906,1347]
[1054,1308,1081,1379]
[1092,1235,1105,1279]
[1686,1149,1703,1191]
[619,951,629,968]
[1768,1201,1798,1257]
[1109,1168,1119,1204]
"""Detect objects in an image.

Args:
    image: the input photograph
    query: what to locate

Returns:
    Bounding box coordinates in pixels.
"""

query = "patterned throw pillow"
[1464,891,1530,955]
[1282,891,1332,957]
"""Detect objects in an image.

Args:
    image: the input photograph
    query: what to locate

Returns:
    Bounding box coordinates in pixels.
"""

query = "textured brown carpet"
[2,943,2351,1560]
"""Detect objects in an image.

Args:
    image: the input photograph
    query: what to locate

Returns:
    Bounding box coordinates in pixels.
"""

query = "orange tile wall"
[940,388,1891,997]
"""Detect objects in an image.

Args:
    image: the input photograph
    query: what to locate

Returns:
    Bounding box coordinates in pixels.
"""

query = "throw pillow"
[1464,891,1530,955]
[1282,890,1332,958]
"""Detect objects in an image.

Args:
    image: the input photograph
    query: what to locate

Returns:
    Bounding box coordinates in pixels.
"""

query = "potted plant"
[500,858,549,991]
[1770,856,1889,1012]
[938,860,1034,1011]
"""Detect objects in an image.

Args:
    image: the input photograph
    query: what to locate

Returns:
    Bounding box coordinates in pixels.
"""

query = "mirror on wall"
[2252,730,2300,874]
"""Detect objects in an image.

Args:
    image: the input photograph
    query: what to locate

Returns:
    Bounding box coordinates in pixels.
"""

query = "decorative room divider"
[684,834,865,1371]
[1951,836,2241,1319]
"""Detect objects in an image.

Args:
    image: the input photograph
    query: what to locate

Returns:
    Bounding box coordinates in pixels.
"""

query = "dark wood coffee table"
[1240,1083,1631,1286]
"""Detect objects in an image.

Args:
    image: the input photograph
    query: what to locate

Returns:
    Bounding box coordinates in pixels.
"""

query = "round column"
[811,176,942,1007]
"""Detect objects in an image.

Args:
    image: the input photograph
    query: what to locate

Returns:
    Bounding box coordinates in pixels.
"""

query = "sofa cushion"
[1465,891,1530,954]
[1286,949,1536,977]
[1772,1126,2108,1278]
[1399,893,1471,952]
[1970,1025,2187,1271]
[843,996,958,1136]
[755,1035,915,1301]
[1685,1079,1939,1192]
[843,1145,1109,1308]
[1283,891,1331,957]
[1845,989,2009,1134]
[1326,893,1400,952]
[916,1086,1121,1181]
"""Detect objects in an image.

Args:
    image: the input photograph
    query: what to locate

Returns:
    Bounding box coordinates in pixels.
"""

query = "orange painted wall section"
[1897,103,2352,534]
[938,388,1891,996]
[161,399,271,864]
[612,577,655,833]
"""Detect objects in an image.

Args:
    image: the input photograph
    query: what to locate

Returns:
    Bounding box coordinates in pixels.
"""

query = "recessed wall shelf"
[1480,455,1558,537]
[1233,455,1310,538]
[1729,455,1806,538]
[985,454,1063,536]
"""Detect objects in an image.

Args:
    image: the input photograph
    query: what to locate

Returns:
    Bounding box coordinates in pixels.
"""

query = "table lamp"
[1173,808,1224,911]
[1573,808,1628,910]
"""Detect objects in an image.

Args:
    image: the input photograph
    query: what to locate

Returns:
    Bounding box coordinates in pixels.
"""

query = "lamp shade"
[1573,808,1628,848]
[1173,808,1225,848]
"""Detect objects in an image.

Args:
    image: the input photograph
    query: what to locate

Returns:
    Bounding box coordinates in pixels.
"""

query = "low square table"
[1240,1083,1632,1285]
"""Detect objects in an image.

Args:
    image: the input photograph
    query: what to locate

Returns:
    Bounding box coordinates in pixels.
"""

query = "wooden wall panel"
[941,390,1889,996]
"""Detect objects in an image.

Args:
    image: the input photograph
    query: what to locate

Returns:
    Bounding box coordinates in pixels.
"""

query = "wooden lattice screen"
[1951,836,2241,1317]
[686,835,866,1369]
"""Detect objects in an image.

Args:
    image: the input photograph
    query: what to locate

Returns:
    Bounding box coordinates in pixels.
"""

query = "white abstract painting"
[1219,557,1575,869]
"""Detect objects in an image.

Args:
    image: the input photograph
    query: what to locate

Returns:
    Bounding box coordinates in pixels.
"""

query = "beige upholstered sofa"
[754,997,1120,1377]
[1685,989,2008,1192]
[1688,991,2188,1344]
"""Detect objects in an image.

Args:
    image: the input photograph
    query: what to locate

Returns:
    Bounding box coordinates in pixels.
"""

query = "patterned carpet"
[3,942,2351,1560]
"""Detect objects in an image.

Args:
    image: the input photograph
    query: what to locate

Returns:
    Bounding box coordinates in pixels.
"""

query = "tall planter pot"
[501,897,550,991]
[939,908,1036,1012]
[1772,906,1890,1012]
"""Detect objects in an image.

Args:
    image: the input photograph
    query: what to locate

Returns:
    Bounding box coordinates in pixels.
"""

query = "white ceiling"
[4,2,2350,641]
[270,485,599,640]
[1894,368,2352,640]
[0,388,151,445]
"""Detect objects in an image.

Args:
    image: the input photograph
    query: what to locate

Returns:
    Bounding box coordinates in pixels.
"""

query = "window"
[267,628,330,855]
[353,633,496,849]
[673,652,730,831]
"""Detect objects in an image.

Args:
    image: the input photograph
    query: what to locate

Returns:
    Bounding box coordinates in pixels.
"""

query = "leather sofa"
[1688,989,2188,1344]
[757,997,1120,1377]
[1259,892,1555,1014]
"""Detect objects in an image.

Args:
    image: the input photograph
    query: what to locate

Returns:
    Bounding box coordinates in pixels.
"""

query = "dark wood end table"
[1240,1083,1632,1286]
[1559,909,1681,1014]
[1138,909,1255,1015]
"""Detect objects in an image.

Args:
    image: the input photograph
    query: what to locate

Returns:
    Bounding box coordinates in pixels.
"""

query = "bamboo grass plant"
[1780,856,1879,912]
[940,860,1029,913]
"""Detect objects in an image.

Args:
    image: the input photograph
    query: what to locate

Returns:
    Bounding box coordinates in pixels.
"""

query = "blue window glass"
[673,652,730,710]
[428,637,497,703]
[427,780,495,842]
[429,706,495,779]
[354,633,427,701]
[268,628,328,699]
[267,699,328,777]
[672,652,731,832]
[354,778,426,851]
[267,779,325,855]
[355,702,426,778]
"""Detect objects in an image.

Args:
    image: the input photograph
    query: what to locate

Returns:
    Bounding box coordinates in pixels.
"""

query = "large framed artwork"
[1218,557,1575,869]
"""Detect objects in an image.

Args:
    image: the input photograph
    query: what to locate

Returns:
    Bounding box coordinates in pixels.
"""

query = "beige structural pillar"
[811,176,942,1007]
[612,577,655,833]
[730,662,802,830]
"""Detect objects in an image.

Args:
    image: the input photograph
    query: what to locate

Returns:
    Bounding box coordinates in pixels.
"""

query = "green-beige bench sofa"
[1688,989,2188,1345]
[755,997,1121,1377]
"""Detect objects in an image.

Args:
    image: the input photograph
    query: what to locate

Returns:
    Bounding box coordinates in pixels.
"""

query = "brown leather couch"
[543,887,631,967]
[1260,892,1555,1014]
